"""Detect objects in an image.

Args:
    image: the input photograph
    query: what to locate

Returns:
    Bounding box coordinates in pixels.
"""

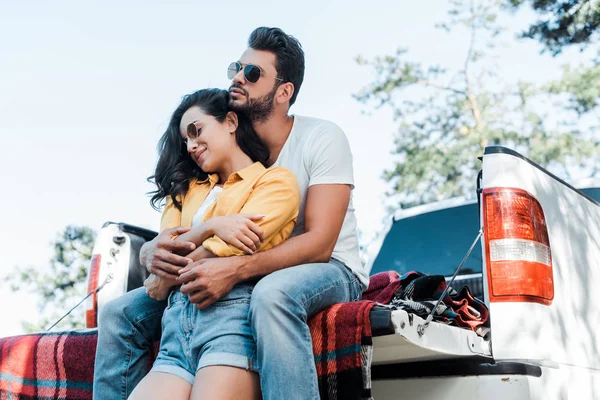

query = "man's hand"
[178,256,244,309]
[140,226,196,280]
[210,214,265,254]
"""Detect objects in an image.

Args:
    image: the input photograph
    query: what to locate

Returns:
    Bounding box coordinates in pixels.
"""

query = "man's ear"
[276,82,295,106]
[226,111,239,133]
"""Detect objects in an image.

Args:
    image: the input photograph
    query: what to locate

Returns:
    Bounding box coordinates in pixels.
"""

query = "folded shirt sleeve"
[202,167,301,257]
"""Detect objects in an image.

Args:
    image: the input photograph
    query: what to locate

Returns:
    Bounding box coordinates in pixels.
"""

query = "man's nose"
[233,68,246,86]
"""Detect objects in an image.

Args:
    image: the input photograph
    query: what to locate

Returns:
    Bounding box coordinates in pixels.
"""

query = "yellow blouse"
[160,162,300,257]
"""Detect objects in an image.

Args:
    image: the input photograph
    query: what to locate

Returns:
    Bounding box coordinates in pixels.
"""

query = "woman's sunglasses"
[227,62,283,84]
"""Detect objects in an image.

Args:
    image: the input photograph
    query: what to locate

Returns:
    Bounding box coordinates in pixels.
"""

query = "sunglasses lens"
[244,65,261,83]
[187,123,198,139]
[227,62,240,80]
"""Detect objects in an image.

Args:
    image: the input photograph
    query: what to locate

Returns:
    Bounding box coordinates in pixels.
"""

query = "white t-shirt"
[191,186,223,227]
[273,115,368,289]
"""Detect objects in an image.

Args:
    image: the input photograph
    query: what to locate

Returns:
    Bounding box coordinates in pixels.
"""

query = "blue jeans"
[93,259,362,400]
[152,284,258,384]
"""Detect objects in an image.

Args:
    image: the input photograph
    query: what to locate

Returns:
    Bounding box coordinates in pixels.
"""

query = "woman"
[129,88,300,400]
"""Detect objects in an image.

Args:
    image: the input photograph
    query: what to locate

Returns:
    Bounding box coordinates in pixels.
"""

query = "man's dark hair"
[248,27,305,107]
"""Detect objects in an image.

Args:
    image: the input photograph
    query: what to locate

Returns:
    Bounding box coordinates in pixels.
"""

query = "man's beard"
[229,84,278,123]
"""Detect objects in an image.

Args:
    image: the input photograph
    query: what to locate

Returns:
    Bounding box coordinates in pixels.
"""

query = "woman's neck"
[216,151,255,184]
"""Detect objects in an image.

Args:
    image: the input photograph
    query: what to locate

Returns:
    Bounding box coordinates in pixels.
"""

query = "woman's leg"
[190,366,261,400]
[128,371,191,400]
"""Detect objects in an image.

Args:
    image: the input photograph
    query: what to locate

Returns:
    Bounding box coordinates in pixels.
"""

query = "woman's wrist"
[204,217,217,237]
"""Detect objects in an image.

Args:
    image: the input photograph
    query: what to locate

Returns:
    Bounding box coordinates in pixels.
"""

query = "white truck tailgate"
[372,309,491,365]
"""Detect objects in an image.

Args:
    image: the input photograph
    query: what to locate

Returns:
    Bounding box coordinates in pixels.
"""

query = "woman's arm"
[198,168,300,258]
[172,221,216,252]
[170,214,266,256]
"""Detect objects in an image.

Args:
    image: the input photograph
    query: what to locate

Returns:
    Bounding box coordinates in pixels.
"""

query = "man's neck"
[253,113,295,167]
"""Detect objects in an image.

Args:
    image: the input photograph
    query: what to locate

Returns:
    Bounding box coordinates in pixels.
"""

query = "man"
[93,27,368,400]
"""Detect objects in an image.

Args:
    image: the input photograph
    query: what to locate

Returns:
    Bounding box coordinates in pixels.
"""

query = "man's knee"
[98,287,162,330]
[98,293,130,329]
[251,279,290,311]
[249,273,307,325]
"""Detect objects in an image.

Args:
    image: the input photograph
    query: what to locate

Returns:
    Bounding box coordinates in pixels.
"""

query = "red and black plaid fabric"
[0,272,400,400]
[309,271,401,400]
[0,329,97,400]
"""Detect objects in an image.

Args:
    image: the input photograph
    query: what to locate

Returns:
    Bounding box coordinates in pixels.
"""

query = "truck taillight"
[483,188,554,305]
[85,254,101,328]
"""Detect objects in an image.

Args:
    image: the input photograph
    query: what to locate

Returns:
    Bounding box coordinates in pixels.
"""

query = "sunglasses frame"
[227,61,283,83]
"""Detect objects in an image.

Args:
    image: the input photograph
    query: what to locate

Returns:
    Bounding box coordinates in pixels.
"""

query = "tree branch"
[464,0,486,145]
[415,80,465,94]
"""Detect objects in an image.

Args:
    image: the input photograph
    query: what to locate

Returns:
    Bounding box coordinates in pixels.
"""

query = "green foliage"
[507,0,600,54]
[356,0,600,209]
[547,63,600,113]
[6,226,96,332]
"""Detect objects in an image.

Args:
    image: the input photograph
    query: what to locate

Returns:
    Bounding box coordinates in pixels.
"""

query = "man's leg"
[93,287,166,400]
[248,259,363,400]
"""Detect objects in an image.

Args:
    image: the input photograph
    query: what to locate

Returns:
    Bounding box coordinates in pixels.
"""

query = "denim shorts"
[151,283,257,384]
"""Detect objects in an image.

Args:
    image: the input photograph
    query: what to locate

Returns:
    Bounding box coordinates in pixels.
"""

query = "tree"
[6,226,96,332]
[355,0,600,209]
[507,0,600,54]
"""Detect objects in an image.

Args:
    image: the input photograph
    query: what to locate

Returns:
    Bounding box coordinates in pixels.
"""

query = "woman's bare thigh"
[191,366,261,400]
[128,371,192,400]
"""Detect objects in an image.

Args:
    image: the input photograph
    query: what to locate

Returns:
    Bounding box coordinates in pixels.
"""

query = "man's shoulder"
[293,115,346,139]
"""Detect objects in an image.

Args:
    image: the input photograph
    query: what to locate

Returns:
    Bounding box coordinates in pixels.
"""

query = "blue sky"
[0,0,593,336]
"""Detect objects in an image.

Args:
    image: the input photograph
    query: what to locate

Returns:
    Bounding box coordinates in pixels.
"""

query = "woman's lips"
[195,148,206,164]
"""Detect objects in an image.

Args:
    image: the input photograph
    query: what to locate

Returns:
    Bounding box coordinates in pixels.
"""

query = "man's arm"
[238,183,350,278]
[178,183,350,308]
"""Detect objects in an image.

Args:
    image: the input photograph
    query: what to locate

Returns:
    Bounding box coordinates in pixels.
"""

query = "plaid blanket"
[0,271,467,400]
[0,329,97,400]
[309,271,401,400]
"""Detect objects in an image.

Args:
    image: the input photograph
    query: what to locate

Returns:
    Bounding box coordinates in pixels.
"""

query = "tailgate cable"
[45,273,113,331]
[417,229,483,337]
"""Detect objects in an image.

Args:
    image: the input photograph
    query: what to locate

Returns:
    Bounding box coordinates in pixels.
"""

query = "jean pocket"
[213,285,253,307]
[212,298,251,307]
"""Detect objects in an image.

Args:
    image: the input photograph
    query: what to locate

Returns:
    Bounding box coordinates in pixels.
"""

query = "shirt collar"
[228,162,266,182]
[195,173,220,185]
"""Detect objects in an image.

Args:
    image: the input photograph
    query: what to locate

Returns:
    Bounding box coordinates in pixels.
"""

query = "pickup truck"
[3,146,600,399]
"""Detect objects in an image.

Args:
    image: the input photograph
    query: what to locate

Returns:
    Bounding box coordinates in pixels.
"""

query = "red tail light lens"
[483,188,554,305]
[85,254,101,328]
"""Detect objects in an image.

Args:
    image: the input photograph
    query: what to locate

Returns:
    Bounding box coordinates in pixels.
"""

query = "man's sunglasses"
[227,62,283,83]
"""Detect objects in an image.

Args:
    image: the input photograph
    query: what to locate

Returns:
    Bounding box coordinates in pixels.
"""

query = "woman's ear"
[226,111,239,134]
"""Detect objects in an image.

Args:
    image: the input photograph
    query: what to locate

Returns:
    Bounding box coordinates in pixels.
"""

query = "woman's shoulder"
[252,166,300,204]
[256,165,297,184]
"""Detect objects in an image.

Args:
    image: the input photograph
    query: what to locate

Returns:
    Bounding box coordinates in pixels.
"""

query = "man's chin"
[228,98,248,112]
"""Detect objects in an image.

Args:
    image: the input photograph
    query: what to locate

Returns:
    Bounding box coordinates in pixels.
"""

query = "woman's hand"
[209,214,266,254]
[144,273,178,301]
